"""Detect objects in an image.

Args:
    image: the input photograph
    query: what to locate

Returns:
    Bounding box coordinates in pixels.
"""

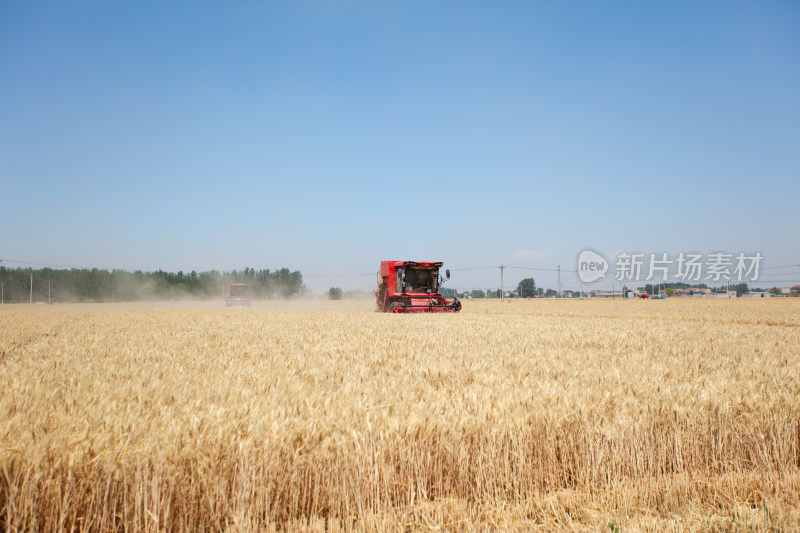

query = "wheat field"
[1,298,799,531]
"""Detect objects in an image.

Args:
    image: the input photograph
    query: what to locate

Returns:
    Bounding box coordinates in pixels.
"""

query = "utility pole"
[557,265,562,298]
[500,264,505,300]
[30,273,33,304]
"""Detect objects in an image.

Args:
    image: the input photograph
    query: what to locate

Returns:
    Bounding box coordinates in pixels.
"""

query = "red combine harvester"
[226,284,251,307]
[376,261,461,313]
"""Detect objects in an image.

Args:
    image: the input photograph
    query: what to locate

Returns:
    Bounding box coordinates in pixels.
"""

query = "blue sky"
[2,1,798,293]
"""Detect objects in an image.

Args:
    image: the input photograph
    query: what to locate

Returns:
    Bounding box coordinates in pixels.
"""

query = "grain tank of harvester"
[375,261,461,313]
[226,284,251,307]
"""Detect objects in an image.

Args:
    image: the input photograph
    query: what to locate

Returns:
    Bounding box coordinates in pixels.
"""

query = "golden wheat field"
[1,298,799,531]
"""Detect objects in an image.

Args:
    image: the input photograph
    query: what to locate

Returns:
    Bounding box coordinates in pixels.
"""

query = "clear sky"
[2,1,798,293]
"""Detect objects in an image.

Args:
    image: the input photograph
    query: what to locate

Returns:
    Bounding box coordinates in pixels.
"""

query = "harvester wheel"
[388,302,404,313]
[453,300,462,312]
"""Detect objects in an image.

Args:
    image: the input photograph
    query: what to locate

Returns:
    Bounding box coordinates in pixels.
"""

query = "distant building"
[708,291,735,298]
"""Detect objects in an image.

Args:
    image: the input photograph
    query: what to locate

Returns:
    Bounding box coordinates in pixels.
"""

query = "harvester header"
[376,260,461,313]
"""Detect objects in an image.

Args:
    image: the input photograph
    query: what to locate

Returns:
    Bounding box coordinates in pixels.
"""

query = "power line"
[761,264,800,270]
[0,258,151,273]
[303,273,374,278]
[451,265,578,273]
[449,266,498,271]
[1,258,98,270]
[4,257,797,288]
[0,258,312,276]
[505,265,577,273]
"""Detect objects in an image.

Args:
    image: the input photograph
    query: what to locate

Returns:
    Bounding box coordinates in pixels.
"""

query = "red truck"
[375,261,461,313]
[226,284,251,307]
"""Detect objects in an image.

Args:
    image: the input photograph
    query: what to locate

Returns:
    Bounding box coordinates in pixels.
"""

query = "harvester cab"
[375,261,461,313]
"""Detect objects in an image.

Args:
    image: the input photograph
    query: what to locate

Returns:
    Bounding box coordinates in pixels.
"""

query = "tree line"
[0,266,304,303]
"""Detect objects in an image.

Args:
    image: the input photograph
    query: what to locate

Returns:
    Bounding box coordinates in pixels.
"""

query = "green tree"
[471,289,485,299]
[274,268,303,299]
[517,278,536,298]
[328,287,343,300]
[439,287,457,298]
[0,265,308,303]
[255,269,273,299]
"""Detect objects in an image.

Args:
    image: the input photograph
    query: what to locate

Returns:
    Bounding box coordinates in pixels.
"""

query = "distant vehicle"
[639,292,649,299]
[375,260,461,313]
[226,284,251,307]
